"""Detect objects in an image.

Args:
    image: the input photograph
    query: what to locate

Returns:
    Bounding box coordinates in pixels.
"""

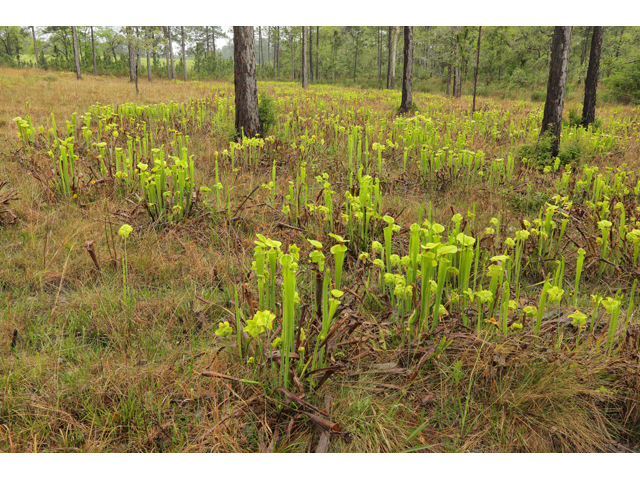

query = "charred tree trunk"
[72,26,81,79]
[472,26,482,113]
[541,26,573,158]
[581,26,604,129]
[233,26,261,139]
[399,27,414,113]
[302,26,308,88]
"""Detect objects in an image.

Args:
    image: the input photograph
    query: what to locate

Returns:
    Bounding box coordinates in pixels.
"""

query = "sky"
[5,0,635,27]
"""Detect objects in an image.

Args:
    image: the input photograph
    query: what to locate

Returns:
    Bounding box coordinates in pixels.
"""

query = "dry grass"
[1,66,639,452]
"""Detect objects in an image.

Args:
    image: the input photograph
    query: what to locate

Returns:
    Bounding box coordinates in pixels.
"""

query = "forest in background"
[1,26,640,103]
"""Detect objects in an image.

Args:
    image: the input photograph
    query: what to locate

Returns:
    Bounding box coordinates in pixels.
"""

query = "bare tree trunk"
[267,27,270,69]
[257,26,264,77]
[72,26,81,79]
[90,26,97,76]
[582,26,604,129]
[453,66,460,97]
[127,27,136,81]
[386,27,392,88]
[31,26,39,68]
[377,27,381,82]
[472,26,482,113]
[446,64,451,96]
[233,26,261,139]
[453,27,461,98]
[353,39,358,82]
[399,27,414,113]
[316,26,320,81]
[309,26,314,82]
[164,27,171,79]
[205,26,210,57]
[168,27,176,80]
[291,32,294,81]
[302,26,308,88]
[136,27,141,78]
[541,26,573,158]
[390,26,399,88]
[181,26,187,80]
[276,26,280,78]
[580,26,591,67]
[212,30,216,75]
[146,27,152,82]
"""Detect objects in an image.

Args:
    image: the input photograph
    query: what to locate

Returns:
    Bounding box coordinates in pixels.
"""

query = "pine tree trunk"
[446,64,451,96]
[233,26,261,139]
[291,33,294,81]
[453,67,458,96]
[91,26,97,76]
[212,31,216,75]
[205,26,210,57]
[32,26,39,68]
[127,27,136,81]
[353,41,358,82]
[168,27,176,80]
[309,26,314,82]
[316,26,320,81]
[136,27,141,77]
[386,27,392,88]
[72,26,82,79]
[399,27,414,113]
[276,26,280,78]
[582,26,604,129]
[472,26,482,113]
[376,27,382,83]
[164,27,172,79]
[146,28,152,82]
[302,27,308,88]
[541,26,573,158]
[181,26,187,81]
[390,26,399,88]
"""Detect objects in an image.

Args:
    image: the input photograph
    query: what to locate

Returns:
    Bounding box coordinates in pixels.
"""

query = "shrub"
[516,130,583,170]
[566,108,583,128]
[0,53,16,68]
[508,68,529,89]
[258,93,277,135]
[530,90,545,102]
[606,61,640,104]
